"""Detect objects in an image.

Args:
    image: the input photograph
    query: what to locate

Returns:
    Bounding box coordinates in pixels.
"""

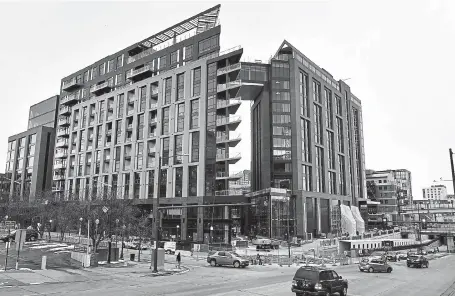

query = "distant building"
[422,184,448,200]
[3,96,59,202]
[366,169,412,222]
[228,169,251,195]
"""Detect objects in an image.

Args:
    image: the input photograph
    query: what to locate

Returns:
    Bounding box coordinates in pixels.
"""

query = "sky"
[0,0,454,199]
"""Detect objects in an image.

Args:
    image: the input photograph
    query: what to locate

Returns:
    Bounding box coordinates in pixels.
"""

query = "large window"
[315,147,325,193]
[136,142,144,170]
[328,171,337,194]
[175,167,183,197]
[271,62,290,78]
[338,155,346,195]
[139,86,146,112]
[164,77,172,105]
[170,50,178,67]
[198,35,219,54]
[313,80,321,103]
[273,126,291,136]
[274,92,290,101]
[177,73,184,101]
[190,99,199,129]
[301,119,311,163]
[174,135,183,164]
[162,107,170,135]
[299,71,309,117]
[162,137,170,166]
[335,95,343,116]
[273,138,291,148]
[272,114,291,124]
[336,117,344,153]
[192,68,201,97]
[191,132,199,162]
[159,55,167,70]
[188,166,197,196]
[325,88,334,129]
[272,103,291,112]
[176,103,185,132]
[117,94,124,118]
[302,164,312,191]
[314,104,323,145]
[147,170,155,199]
[184,45,193,60]
[137,114,144,141]
[159,169,167,197]
[327,131,335,170]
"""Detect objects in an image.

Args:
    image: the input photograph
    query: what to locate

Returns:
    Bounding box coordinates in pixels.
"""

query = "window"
[302,165,312,191]
[159,169,167,198]
[116,54,123,69]
[188,166,197,196]
[339,154,346,195]
[327,131,335,169]
[315,147,325,192]
[162,107,170,135]
[175,167,183,197]
[137,114,144,140]
[84,70,90,82]
[174,135,183,164]
[336,117,344,153]
[335,95,342,116]
[192,68,201,97]
[274,91,290,101]
[273,150,291,160]
[273,138,291,148]
[191,132,199,162]
[170,50,178,67]
[198,35,219,54]
[139,86,146,112]
[117,94,124,118]
[190,99,199,129]
[325,89,333,129]
[147,170,155,199]
[99,63,105,76]
[177,73,184,101]
[184,45,193,60]
[273,80,290,89]
[314,104,323,145]
[115,73,123,85]
[273,126,291,136]
[272,103,291,112]
[162,137,170,166]
[299,71,309,117]
[115,119,122,145]
[176,103,185,132]
[159,55,167,70]
[328,171,337,194]
[107,59,114,73]
[272,114,291,124]
[164,77,172,105]
[123,173,130,198]
[271,62,290,78]
[301,119,311,163]
[136,140,143,170]
[313,80,321,103]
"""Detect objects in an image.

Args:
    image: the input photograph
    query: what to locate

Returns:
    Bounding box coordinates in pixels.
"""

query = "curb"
[142,266,190,277]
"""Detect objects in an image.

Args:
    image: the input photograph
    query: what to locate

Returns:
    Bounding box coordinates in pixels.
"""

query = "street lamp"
[48,219,53,242]
[176,224,180,241]
[79,217,83,244]
[95,219,100,253]
[209,225,214,250]
[115,219,120,248]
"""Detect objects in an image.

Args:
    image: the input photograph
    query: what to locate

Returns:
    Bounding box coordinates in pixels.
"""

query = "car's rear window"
[294,269,319,280]
[409,256,419,260]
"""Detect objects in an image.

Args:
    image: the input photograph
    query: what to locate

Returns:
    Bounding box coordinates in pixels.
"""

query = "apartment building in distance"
[49,4,366,242]
[4,96,59,202]
[366,169,412,222]
[422,184,448,200]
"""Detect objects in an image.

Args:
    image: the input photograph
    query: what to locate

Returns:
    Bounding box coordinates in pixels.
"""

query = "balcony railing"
[53,173,65,181]
[60,93,78,105]
[54,162,66,169]
[217,97,242,109]
[217,62,241,76]
[216,134,241,143]
[217,80,242,92]
[90,81,112,94]
[215,189,244,196]
[55,150,68,159]
[62,78,80,91]
[57,128,69,137]
[52,186,64,192]
[56,140,69,148]
[216,115,241,126]
[58,118,70,126]
[126,65,154,80]
[59,105,72,115]
[216,152,241,161]
[216,171,242,179]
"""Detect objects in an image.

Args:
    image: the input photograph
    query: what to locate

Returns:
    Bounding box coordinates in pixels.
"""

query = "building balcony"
[216,115,241,130]
[148,148,156,156]
[216,171,243,181]
[62,78,81,91]
[55,150,68,159]
[90,81,112,95]
[216,134,241,147]
[56,139,69,148]
[216,152,241,164]
[126,65,154,81]
[217,79,264,100]
[53,173,65,181]
[217,80,242,93]
[60,93,79,105]
[217,62,241,76]
[215,189,244,196]
[150,118,157,125]
[59,105,72,116]
[57,128,70,138]
[151,88,159,96]
[217,97,242,114]
[54,162,66,170]
[58,117,70,127]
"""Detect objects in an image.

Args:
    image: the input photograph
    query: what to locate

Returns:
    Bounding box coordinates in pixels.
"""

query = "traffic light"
[421,219,427,230]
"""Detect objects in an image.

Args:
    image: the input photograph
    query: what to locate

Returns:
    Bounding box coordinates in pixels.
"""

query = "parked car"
[359,257,393,273]
[207,251,249,268]
[396,252,408,260]
[0,229,38,243]
[407,255,429,268]
[291,266,348,296]
[386,252,398,262]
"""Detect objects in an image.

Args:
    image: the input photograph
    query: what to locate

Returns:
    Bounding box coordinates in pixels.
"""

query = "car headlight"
[315,283,323,290]
[292,280,297,286]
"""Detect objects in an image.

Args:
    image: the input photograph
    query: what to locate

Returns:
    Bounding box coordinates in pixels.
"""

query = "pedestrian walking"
[256,253,262,265]
[176,252,181,269]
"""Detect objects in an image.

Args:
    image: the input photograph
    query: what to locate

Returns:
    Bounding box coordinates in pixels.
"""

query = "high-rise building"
[250,41,366,237]
[3,96,59,202]
[366,169,412,222]
[48,4,366,241]
[422,184,447,200]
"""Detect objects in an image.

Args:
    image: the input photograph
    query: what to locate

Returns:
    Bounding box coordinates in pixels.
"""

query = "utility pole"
[449,149,455,201]
[152,155,162,273]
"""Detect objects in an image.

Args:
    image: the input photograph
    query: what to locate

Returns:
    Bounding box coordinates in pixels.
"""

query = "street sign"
[15,229,26,251]
[102,206,109,213]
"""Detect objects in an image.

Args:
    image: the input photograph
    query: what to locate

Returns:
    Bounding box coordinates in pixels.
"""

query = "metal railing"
[126,65,153,79]
[216,133,241,142]
[215,189,244,196]
[216,171,242,178]
[216,152,241,160]
[217,80,242,92]
[90,81,112,93]
[216,115,241,125]
[62,78,78,89]
[217,97,242,108]
[217,62,241,76]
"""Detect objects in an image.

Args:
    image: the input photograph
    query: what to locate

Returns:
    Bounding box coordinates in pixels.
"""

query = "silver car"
[359,257,393,273]
[207,251,249,268]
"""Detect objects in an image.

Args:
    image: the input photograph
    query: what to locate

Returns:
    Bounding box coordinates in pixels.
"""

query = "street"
[0,249,454,295]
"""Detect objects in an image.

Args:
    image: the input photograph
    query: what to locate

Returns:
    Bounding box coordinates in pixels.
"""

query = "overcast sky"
[0,0,454,198]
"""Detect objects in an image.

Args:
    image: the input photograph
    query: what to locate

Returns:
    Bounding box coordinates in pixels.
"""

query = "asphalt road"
[0,252,454,295]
